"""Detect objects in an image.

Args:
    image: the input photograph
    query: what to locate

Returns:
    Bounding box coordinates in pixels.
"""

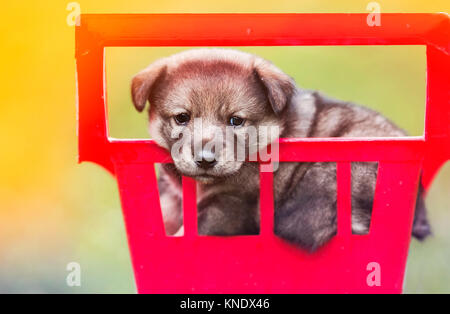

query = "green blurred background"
[0,0,449,293]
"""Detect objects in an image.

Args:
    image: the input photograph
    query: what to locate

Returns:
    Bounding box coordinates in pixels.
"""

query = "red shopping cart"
[75,13,449,293]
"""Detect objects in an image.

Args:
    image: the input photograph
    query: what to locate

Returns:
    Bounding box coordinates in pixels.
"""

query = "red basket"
[75,13,449,293]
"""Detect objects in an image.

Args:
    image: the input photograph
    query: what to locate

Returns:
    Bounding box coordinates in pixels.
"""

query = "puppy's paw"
[173,225,184,237]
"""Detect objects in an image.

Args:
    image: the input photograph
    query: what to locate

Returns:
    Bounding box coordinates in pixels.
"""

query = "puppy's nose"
[194,150,217,169]
[195,158,217,169]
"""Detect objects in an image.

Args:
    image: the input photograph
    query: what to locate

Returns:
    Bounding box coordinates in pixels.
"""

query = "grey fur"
[131,48,431,251]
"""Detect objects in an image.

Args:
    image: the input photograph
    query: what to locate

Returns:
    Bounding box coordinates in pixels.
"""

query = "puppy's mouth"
[192,168,223,179]
[193,174,220,184]
[174,166,226,184]
[171,159,242,183]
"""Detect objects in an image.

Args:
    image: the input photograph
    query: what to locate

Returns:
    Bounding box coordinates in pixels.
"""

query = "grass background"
[0,0,449,293]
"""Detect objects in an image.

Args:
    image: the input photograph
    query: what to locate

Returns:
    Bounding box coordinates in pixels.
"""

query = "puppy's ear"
[131,62,167,112]
[253,59,296,115]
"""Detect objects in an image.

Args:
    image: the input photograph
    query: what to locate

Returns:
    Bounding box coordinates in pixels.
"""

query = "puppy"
[131,48,431,251]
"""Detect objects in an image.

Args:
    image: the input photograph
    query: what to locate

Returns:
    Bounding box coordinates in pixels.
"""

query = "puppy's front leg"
[157,165,183,235]
[173,225,184,237]
[159,191,183,235]
[274,163,338,251]
[197,193,259,236]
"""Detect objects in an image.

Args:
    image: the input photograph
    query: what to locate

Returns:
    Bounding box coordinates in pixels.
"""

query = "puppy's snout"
[194,150,217,170]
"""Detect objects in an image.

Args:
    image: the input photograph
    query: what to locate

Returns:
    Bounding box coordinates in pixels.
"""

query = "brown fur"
[131,48,431,251]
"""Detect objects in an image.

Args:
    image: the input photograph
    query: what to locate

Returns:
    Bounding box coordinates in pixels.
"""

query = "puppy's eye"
[174,113,190,125]
[229,116,245,127]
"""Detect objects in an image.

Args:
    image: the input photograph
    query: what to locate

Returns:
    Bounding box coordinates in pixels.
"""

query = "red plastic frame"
[75,13,449,293]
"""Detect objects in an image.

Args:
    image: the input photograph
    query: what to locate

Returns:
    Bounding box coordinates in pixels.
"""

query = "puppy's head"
[131,49,295,182]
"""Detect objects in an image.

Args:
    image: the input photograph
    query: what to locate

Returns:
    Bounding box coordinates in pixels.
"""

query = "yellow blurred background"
[0,0,449,293]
